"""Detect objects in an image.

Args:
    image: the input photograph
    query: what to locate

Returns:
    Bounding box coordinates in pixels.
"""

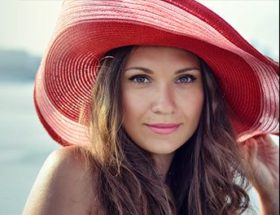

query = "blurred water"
[0,82,278,214]
[0,82,58,215]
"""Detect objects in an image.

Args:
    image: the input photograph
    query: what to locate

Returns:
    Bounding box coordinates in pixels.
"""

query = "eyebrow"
[124,66,200,74]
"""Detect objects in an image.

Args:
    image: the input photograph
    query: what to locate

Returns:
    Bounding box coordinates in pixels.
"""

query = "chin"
[142,142,184,155]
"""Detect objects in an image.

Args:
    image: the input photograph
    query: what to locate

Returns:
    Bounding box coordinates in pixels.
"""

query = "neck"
[152,153,174,182]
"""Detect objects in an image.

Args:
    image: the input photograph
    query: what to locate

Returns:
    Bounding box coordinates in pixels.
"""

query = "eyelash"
[128,74,197,84]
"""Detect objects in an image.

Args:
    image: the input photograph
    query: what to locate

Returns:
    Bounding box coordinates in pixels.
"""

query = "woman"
[23,1,279,214]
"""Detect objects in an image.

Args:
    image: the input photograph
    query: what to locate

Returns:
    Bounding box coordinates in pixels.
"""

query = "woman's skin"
[23,46,279,215]
[240,135,279,214]
[121,46,204,180]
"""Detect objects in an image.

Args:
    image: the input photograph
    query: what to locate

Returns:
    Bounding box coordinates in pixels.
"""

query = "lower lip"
[147,125,180,134]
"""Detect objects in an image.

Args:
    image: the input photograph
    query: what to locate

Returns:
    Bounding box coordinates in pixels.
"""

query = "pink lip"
[145,123,181,134]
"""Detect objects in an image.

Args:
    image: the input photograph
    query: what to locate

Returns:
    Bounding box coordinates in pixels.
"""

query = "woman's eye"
[129,75,150,84]
[176,75,196,84]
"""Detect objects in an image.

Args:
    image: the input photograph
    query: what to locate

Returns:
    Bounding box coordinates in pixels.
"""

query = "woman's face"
[121,46,204,157]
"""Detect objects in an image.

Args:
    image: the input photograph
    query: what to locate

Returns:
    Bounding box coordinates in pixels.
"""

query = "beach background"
[0,1,279,214]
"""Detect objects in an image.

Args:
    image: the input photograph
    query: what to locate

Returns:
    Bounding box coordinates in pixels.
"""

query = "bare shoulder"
[23,145,101,215]
[43,145,94,175]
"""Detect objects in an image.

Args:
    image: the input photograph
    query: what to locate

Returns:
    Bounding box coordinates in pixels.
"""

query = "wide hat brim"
[34,0,279,146]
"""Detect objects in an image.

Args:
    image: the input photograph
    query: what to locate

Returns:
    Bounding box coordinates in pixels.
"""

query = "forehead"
[125,46,200,67]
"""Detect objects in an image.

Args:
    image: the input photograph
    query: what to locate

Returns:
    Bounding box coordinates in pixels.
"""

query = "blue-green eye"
[176,75,196,84]
[129,75,150,84]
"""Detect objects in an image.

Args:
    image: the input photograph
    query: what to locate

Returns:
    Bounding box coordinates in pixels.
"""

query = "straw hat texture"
[34,0,279,146]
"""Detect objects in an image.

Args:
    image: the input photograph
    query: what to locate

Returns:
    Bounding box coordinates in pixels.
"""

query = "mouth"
[145,123,181,135]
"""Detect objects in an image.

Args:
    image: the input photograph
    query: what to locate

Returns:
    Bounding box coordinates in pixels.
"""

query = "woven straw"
[34,0,279,146]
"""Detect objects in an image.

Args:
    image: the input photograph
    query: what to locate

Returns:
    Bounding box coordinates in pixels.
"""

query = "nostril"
[151,102,175,114]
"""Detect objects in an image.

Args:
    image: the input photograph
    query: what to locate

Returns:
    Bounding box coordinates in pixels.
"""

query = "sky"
[0,0,279,60]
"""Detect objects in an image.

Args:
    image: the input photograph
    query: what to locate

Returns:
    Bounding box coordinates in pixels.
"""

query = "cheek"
[181,89,204,119]
[122,91,148,122]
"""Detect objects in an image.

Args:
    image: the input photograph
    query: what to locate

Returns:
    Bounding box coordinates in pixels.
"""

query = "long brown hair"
[83,46,251,214]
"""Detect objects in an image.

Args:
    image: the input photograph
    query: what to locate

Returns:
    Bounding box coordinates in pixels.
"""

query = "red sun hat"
[34,0,279,146]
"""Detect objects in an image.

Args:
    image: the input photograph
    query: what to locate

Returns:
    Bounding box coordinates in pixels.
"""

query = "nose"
[151,84,175,114]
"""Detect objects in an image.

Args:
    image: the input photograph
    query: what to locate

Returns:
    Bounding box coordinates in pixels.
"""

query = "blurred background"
[0,0,279,214]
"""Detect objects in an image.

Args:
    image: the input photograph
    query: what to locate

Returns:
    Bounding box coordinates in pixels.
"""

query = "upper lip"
[145,123,181,128]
